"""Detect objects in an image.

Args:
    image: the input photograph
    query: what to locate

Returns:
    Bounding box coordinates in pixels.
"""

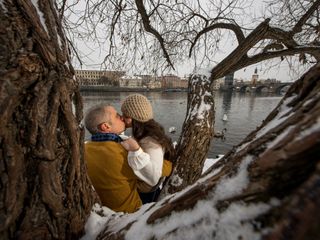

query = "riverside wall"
[79,86,187,92]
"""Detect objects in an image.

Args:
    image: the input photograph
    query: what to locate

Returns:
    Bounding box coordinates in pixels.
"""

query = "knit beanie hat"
[121,94,153,122]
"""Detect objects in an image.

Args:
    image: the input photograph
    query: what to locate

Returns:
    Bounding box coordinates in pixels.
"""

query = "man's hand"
[121,138,140,152]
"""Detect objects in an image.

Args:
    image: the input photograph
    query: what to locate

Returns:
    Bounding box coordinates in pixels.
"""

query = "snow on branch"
[30,0,49,35]
[187,70,213,126]
[0,0,7,12]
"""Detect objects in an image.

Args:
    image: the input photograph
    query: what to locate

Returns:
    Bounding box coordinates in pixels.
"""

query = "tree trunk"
[0,1,96,239]
[97,63,320,240]
[161,20,273,196]
[161,72,215,194]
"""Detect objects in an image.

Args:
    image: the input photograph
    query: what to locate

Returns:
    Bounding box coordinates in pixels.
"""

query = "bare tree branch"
[189,20,245,57]
[291,0,320,34]
[209,19,271,80]
[135,0,175,69]
[226,46,320,76]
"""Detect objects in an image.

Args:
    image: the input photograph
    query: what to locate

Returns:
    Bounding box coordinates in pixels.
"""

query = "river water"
[81,91,282,158]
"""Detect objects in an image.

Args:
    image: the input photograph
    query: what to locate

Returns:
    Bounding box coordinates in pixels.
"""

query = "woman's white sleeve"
[127,148,150,170]
[127,140,164,186]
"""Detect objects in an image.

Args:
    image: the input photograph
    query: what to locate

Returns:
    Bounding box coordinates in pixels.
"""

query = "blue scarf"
[91,133,123,143]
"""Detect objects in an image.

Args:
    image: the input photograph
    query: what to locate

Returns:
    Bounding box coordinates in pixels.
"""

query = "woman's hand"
[121,138,140,152]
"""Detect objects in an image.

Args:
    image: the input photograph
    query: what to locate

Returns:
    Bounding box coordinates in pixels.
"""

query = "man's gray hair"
[84,104,111,134]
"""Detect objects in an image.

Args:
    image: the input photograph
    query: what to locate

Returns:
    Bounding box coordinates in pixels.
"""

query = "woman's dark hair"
[132,119,175,161]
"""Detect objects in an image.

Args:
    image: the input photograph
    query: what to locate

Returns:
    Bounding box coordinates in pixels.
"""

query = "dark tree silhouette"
[0,0,96,239]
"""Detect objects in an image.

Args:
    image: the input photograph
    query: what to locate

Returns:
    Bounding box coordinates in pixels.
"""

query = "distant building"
[75,70,125,85]
[75,69,189,89]
[146,79,162,89]
[224,72,234,89]
[160,74,188,89]
[263,78,279,84]
[219,72,234,91]
[251,68,259,85]
[135,74,162,89]
[119,75,143,88]
[212,77,224,90]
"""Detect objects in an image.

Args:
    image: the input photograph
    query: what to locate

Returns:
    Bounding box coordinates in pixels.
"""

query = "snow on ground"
[193,68,212,78]
[202,155,224,174]
[80,204,117,240]
[81,154,279,240]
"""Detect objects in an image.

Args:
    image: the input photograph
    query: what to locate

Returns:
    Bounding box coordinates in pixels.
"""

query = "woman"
[120,94,175,203]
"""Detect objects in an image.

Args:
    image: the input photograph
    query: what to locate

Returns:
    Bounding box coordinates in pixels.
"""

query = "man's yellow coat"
[85,141,142,213]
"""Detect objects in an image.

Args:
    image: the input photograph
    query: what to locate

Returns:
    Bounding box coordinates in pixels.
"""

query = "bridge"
[233,82,292,94]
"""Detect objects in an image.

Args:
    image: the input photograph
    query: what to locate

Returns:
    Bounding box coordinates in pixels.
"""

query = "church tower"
[251,67,259,85]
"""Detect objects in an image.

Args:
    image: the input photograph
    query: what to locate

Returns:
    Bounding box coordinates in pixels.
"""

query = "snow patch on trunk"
[188,71,214,127]
[0,0,7,12]
[30,0,49,34]
[193,68,212,78]
[170,174,183,187]
[214,155,253,200]
[80,203,117,240]
[295,117,320,141]
[267,126,295,149]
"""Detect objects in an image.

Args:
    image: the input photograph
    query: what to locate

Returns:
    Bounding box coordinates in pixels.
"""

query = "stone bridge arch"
[275,84,291,94]
[256,85,269,93]
[239,85,250,92]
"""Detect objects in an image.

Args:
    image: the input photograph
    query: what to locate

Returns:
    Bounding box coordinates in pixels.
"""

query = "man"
[84,104,142,213]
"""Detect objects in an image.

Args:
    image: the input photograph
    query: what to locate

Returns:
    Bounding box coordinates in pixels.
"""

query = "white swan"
[168,126,176,133]
[222,114,228,121]
[214,128,227,138]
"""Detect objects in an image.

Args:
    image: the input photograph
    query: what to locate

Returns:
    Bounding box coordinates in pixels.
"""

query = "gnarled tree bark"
[162,72,215,194]
[0,0,96,239]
